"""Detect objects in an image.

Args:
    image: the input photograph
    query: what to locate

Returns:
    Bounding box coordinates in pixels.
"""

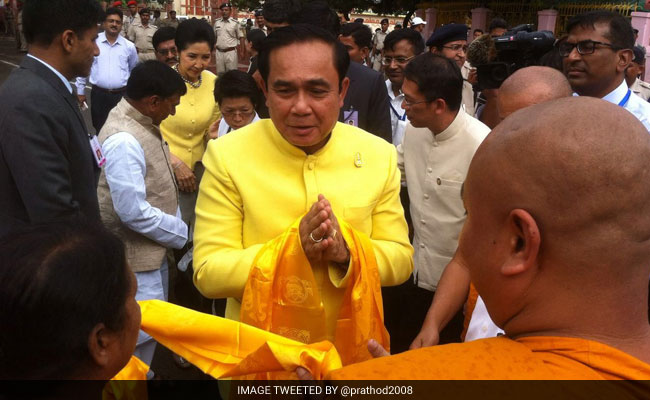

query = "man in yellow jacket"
[193,24,413,363]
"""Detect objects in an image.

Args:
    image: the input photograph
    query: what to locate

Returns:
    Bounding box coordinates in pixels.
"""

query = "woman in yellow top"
[161,18,220,227]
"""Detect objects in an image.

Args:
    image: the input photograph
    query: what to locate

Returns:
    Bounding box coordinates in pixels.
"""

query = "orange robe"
[328,336,650,380]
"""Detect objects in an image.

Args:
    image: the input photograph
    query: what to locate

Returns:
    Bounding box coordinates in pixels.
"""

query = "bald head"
[496,66,573,120]
[460,97,650,342]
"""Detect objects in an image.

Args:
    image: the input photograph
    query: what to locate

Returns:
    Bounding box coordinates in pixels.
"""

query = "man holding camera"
[427,23,475,116]
[561,10,650,130]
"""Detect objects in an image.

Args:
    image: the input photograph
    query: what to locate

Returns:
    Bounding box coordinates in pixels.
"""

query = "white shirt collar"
[385,79,404,101]
[601,79,628,105]
[26,53,73,94]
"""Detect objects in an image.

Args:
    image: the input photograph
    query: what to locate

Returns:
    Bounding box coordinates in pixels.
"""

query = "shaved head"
[497,66,573,120]
[459,97,650,354]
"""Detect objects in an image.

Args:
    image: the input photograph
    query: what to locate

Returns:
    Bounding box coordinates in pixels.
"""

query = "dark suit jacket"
[339,62,392,143]
[0,56,100,238]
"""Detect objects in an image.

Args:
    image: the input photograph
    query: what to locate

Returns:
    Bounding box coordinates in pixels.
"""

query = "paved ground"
[0,33,218,385]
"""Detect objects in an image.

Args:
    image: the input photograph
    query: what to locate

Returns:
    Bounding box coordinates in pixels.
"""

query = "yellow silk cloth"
[131,299,342,379]
[240,218,389,372]
[105,357,148,400]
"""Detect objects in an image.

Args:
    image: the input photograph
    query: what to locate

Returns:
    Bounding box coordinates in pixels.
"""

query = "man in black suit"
[0,0,105,238]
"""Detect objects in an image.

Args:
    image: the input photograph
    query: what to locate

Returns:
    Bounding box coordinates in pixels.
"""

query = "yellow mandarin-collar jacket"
[193,119,413,341]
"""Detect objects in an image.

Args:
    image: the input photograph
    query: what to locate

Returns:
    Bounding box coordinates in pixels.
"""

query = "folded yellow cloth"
[118,300,342,380]
[241,218,389,368]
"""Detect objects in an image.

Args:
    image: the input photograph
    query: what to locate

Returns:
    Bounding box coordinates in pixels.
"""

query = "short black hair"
[246,28,266,52]
[126,60,186,100]
[381,18,388,24]
[214,70,262,108]
[153,10,160,16]
[473,28,484,35]
[105,7,123,21]
[488,18,508,33]
[23,0,104,46]
[340,22,372,49]
[404,53,463,111]
[0,220,131,379]
[175,17,215,52]
[383,27,425,55]
[258,24,349,90]
[289,0,340,37]
[566,10,634,50]
[153,26,176,50]
[262,0,300,24]
[138,7,150,16]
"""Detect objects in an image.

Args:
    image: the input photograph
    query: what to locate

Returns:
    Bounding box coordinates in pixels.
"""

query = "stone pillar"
[537,9,558,33]
[470,7,489,43]
[631,11,650,80]
[423,8,437,42]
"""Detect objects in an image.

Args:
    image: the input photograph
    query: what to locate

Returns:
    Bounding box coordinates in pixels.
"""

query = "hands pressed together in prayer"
[299,194,350,269]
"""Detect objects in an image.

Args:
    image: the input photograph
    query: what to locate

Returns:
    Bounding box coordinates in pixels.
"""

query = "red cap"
[112,1,122,6]
[127,1,137,6]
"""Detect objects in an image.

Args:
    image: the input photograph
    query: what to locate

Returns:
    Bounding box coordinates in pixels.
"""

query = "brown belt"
[217,47,236,52]
[92,85,126,94]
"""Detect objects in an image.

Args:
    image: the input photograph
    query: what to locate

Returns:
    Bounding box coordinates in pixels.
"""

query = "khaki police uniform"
[631,78,650,101]
[122,12,141,38]
[214,17,241,74]
[372,30,388,71]
[159,17,179,29]
[128,23,158,62]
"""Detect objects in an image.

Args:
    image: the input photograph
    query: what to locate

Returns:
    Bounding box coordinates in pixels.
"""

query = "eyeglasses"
[403,98,429,107]
[222,109,254,118]
[558,40,620,57]
[382,55,415,66]
[157,47,178,55]
[441,44,468,53]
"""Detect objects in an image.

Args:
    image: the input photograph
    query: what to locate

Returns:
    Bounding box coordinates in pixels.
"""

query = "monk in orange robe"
[329,96,650,380]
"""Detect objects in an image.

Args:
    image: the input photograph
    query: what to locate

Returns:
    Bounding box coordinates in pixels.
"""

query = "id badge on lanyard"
[89,135,106,168]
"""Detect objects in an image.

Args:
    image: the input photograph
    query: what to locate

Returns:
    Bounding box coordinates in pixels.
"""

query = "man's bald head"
[459,97,650,338]
[497,66,573,120]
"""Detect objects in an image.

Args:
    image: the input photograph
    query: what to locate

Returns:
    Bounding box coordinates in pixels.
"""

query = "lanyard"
[618,89,631,107]
[389,103,406,121]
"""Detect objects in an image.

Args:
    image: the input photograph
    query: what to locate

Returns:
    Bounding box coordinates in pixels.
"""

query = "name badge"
[89,135,106,168]
[343,110,359,127]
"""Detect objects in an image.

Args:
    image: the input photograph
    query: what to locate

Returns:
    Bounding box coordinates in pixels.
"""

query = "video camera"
[472,24,556,90]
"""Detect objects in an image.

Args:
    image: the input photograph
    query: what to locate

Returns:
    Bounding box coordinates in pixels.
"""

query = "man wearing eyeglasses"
[76,7,138,133]
[427,23,476,116]
[561,10,650,131]
[153,26,178,67]
[390,53,489,354]
[382,28,424,146]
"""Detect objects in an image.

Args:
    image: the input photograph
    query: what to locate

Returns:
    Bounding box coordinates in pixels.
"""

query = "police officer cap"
[219,2,231,9]
[254,9,262,17]
[426,23,469,48]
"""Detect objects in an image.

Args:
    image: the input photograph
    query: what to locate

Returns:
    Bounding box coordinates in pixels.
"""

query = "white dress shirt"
[27,54,73,94]
[102,131,187,250]
[590,79,650,132]
[75,32,138,95]
[465,296,504,342]
[217,112,260,137]
[386,79,409,146]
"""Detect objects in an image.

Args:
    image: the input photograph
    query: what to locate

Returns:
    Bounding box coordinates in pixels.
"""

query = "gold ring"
[309,232,323,243]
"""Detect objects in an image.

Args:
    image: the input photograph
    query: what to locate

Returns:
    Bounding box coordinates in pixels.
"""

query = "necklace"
[174,64,201,89]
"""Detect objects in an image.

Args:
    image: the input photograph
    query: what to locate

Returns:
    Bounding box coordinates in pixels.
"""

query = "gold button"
[191,119,195,124]
[436,178,441,185]
[308,162,315,170]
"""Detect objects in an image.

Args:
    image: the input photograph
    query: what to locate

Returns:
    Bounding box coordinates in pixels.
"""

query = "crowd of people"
[1,0,650,387]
